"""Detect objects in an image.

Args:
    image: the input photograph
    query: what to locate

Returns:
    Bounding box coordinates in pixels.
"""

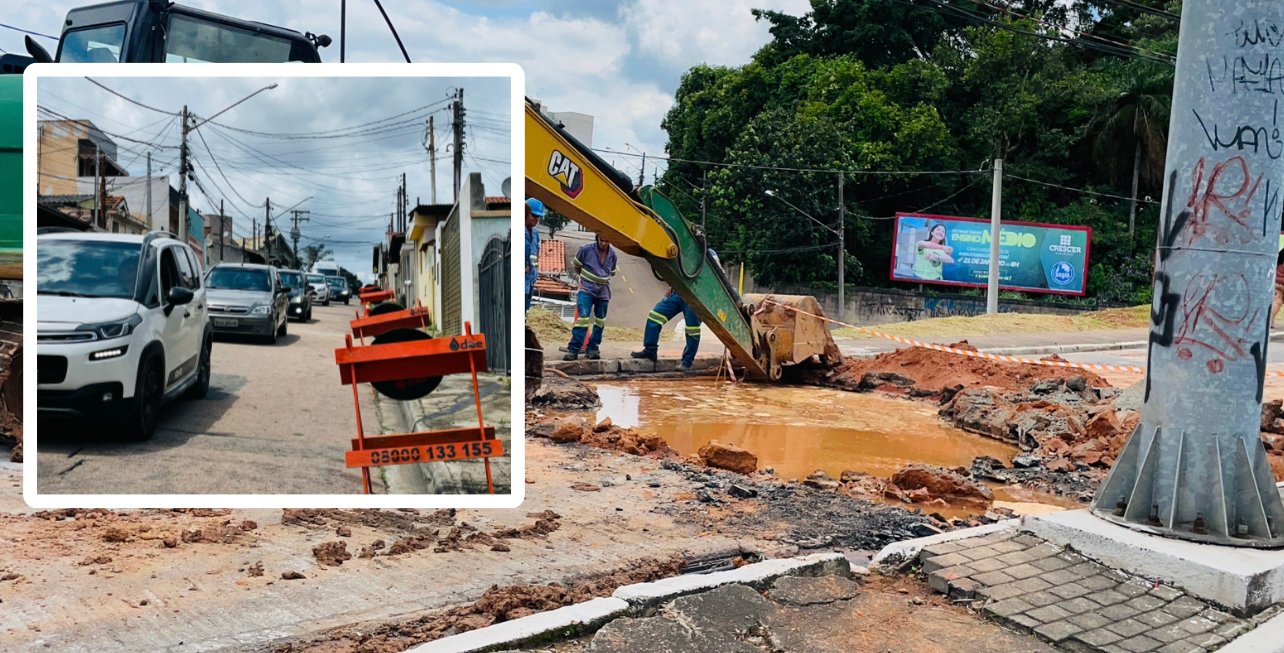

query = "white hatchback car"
[37,230,212,440]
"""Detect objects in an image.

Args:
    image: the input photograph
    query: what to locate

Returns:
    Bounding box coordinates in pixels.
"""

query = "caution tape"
[760,298,1284,378]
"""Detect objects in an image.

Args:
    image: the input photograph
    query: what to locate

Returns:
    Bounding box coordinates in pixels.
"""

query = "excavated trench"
[593,379,1076,518]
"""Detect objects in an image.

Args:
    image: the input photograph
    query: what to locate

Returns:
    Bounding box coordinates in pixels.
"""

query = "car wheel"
[343,298,350,305]
[306,307,312,321]
[124,353,163,441]
[186,335,212,399]
[266,318,279,345]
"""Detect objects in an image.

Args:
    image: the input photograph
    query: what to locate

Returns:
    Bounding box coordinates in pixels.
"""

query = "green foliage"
[541,208,570,239]
[661,0,1181,303]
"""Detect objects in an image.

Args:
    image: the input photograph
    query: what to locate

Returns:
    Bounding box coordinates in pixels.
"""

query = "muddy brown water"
[594,379,1075,517]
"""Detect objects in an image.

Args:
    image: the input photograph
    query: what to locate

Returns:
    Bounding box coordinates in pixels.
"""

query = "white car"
[306,273,329,306]
[37,231,212,440]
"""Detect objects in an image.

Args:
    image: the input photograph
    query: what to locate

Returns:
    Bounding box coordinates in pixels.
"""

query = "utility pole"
[836,172,845,322]
[1091,0,1284,547]
[145,152,153,230]
[427,115,437,203]
[252,217,258,254]
[219,199,225,263]
[638,153,646,187]
[400,172,407,232]
[178,105,189,242]
[92,149,101,230]
[290,209,310,268]
[263,198,272,264]
[985,158,1003,315]
[452,88,465,203]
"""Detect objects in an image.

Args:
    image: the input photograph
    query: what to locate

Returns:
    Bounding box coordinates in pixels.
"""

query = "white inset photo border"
[23,63,525,509]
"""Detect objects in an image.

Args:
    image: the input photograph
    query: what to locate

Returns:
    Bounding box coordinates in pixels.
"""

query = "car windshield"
[307,275,325,285]
[278,271,303,288]
[327,278,345,288]
[38,239,140,299]
[206,267,271,292]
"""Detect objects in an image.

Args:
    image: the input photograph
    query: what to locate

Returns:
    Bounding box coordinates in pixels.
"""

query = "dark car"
[204,263,289,344]
[326,275,351,305]
[277,269,312,321]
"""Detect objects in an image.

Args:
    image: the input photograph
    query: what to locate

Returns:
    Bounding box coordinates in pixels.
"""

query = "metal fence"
[477,236,510,373]
[440,212,462,336]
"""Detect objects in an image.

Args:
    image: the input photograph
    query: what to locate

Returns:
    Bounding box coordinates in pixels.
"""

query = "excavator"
[525,99,841,381]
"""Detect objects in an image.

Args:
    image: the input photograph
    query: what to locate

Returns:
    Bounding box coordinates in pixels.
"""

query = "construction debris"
[698,441,759,475]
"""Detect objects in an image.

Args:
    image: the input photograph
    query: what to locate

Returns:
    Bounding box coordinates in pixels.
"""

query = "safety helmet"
[526,198,547,218]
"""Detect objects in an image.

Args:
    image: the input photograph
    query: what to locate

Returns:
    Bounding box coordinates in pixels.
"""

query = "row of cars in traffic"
[36,229,352,440]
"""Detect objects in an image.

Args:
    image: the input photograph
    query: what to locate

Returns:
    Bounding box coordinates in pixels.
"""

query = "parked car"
[36,230,212,440]
[307,273,329,306]
[205,263,289,344]
[277,269,312,321]
[326,275,351,305]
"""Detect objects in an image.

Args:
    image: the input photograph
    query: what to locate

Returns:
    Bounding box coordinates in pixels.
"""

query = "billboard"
[890,213,1092,296]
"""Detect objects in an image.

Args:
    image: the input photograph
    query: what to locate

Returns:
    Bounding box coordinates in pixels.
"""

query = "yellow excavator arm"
[524,100,840,380]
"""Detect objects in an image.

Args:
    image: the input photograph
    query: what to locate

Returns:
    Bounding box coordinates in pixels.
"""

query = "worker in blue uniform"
[525,198,544,311]
[564,234,618,360]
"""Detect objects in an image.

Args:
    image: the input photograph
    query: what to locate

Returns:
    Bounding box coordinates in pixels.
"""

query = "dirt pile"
[525,327,543,402]
[280,508,563,559]
[526,414,673,458]
[265,558,685,653]
[698,441,758,475]
[528,373,601,410]
[804,342,1110,398]
[885,464,993,508]
[1258,401,1284,482]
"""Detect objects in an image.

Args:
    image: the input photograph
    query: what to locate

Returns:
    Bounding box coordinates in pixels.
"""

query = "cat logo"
[547,150,584,199]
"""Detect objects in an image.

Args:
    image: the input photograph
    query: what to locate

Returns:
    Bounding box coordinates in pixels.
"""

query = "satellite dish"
[501,177,511,199]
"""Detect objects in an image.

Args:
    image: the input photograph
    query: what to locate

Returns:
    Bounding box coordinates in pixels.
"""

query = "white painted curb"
[1220,609,1284,653]
[613,552,850,606]
[869,520,1019,571]
[403,597,629,653]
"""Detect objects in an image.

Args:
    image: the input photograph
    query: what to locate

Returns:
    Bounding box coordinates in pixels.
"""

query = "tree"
[1089,62,1172,236]
[338,266,361,293]
[300,243,333,271]
[542,208,570,240]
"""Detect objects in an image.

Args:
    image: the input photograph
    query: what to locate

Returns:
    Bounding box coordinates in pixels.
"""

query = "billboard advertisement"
[890,213,1092,296]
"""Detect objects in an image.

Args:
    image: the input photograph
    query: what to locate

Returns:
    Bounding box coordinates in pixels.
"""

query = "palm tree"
[301,243,333,271]
[1091,63,1173,236]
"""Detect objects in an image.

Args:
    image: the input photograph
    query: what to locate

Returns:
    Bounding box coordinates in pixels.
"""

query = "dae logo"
[548,150,584,199]
[1051,261,1075,285]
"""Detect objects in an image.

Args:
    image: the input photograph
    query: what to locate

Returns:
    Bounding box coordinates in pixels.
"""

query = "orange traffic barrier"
[359,288,395,305]
[350,304,432,341]
[334,321,498,494]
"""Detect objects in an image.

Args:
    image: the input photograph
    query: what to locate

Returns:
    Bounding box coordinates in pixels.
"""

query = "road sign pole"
[1091,0,1284,547]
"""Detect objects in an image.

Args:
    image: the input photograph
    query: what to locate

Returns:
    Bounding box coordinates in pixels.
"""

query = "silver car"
[205,263,290,344]
[306,273,329,306]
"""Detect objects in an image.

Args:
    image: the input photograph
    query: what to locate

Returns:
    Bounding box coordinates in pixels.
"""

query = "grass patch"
[833,304,1150,340]
[525,306,670,344]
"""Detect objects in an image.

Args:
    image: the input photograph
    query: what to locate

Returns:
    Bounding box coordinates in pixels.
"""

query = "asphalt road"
[35,301,378,494]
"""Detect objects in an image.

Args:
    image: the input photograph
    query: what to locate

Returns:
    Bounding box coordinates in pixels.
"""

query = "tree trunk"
[1129,135,1142,238]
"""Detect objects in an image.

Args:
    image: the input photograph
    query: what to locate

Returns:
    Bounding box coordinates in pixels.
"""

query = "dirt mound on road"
[886,464,993,508]
[526,414,674,458]
[808,343,1110,397]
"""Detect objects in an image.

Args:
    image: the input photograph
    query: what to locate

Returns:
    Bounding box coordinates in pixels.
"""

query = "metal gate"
[440,212,462,336]
[477,236,510,373]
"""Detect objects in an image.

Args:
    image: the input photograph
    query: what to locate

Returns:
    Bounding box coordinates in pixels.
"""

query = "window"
[159,247,181,297]
[165,14,296,63]
[59,24,126,63]
[174,246,199,290]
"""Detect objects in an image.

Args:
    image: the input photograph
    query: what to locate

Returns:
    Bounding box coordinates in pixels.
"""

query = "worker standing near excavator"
[564,234,618,361]
[525,198,544,311]
[632,249,721,372]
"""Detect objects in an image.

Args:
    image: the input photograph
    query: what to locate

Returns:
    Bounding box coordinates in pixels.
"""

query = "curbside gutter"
[403,552,851,653]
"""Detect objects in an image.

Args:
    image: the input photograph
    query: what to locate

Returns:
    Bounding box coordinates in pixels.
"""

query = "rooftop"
[539,239,566,274]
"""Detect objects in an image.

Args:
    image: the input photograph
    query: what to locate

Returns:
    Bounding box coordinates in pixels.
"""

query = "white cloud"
[622,0,811,69]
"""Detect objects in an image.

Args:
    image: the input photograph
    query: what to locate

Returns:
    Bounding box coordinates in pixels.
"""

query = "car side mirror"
[167,286,194,306]
[277,286,289,294]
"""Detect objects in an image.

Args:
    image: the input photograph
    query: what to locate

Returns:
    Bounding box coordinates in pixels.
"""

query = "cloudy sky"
[38,75,511,278]
[11,0,813,273]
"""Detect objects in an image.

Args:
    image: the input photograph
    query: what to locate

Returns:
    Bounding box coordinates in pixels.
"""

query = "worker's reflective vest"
[573,242,618,300]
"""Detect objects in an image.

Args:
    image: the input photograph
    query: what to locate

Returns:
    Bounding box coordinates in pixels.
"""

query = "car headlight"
[290,295,303,304]
[250,304,271,315]
[76,313,143,340]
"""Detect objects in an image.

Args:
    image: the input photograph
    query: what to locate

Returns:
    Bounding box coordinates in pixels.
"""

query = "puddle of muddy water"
[595,379,1076,518]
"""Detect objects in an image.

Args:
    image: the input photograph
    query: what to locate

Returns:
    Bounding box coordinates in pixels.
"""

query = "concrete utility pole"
[638,153,646,187]
[92,149,101,230]
[252,217,258,254]
[219,199,225,262]
[427,115,437,204]
[145,152,152,230]
[264,198,272,263]
[178,105,189,241]
[1091,0,1284,547]
[837,172,845,321]
[455,90,467,199]
[290,209,310,267]
[986,158,1002,315]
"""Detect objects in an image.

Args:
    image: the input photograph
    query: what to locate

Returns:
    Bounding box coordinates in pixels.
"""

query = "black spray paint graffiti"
[1146,171,1190,403]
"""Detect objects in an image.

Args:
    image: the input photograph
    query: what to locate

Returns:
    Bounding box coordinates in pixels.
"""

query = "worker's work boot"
[563,352,578,361]
[680,362,695,373]
[586,350,601,360]
[630,349,657,362]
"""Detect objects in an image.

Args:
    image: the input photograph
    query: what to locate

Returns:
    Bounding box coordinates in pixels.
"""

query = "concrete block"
[1218,608,1284,653]
[1034,619,1084,643]
[613,552,848,607]
[1024,510,1284,616]
[403,597,629,653]
[870,521,1018,571]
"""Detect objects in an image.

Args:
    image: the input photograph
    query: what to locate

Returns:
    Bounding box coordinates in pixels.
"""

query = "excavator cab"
[20,0,327,66]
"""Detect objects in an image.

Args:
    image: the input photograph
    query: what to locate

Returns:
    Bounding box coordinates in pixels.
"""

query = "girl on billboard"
[912,222,955,280]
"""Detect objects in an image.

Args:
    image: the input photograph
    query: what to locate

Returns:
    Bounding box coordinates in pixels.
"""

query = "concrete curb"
[403,597,629,653]
[612,552,850,608]
[868,520,1019,571]
[1221,609,1284,653]
[401,552,850,653]
[978,340,1147,356]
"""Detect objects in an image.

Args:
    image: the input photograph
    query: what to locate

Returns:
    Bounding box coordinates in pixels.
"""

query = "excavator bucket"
[742,294,842,381]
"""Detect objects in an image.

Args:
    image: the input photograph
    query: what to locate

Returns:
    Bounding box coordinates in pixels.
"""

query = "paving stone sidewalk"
[920,529,1281,653]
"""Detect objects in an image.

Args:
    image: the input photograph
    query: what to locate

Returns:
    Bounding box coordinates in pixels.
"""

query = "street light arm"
[190,83,279,132]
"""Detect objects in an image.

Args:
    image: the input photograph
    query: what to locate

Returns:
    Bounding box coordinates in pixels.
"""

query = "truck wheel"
[124,354,163,441]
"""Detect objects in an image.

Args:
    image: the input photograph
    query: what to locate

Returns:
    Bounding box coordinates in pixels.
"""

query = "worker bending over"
[564,234,618,360]
[632,249,721,372]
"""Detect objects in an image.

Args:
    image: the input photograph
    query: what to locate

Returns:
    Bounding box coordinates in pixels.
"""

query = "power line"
[596,147,982,176]
[84,78,181,116]
[194,128,264,209]
[1006,172,1160,204]
[956,0,1176,61]
[0,22,56,40]
[207,100,451,140]
[1101,0,1180,21]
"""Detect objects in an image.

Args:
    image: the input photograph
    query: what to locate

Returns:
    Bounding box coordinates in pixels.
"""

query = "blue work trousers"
[642,293,702,366]
[568,290,608,354]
